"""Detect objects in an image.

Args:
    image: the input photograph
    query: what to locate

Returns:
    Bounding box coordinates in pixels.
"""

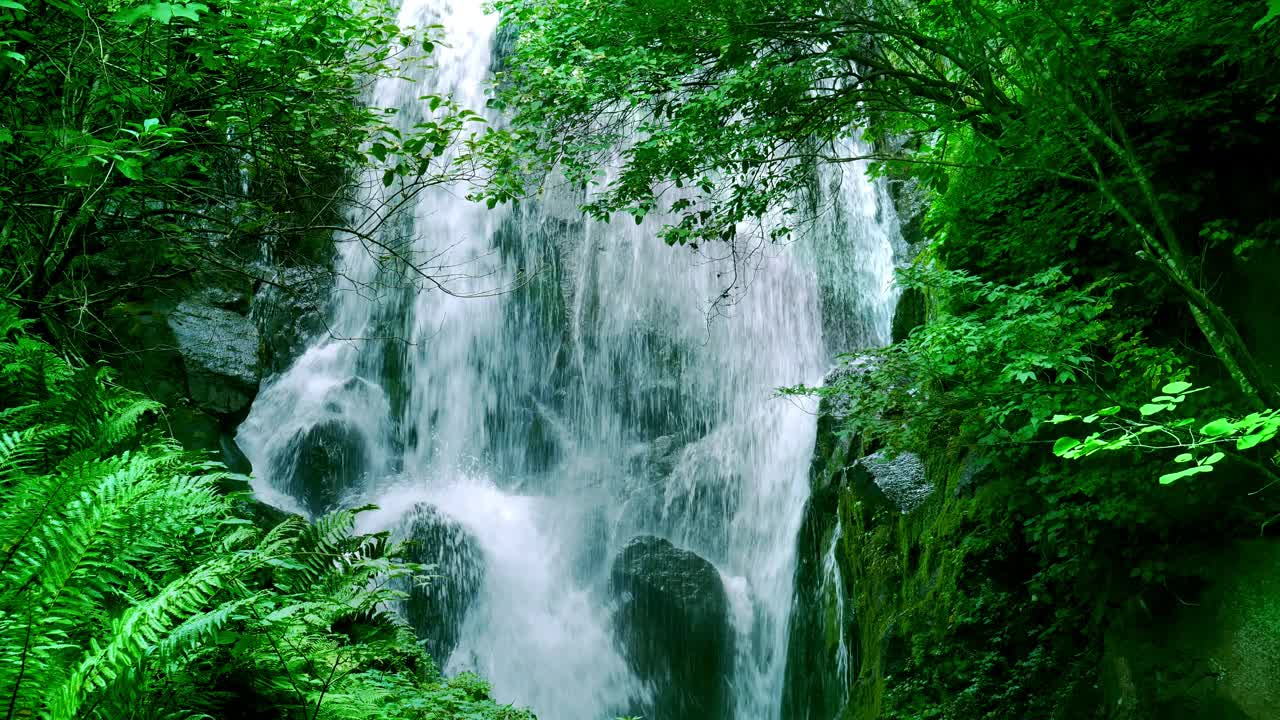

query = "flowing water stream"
[237,2,901,718]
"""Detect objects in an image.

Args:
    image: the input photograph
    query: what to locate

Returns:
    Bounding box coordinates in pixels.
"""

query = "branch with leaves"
[1052,381,1280,485]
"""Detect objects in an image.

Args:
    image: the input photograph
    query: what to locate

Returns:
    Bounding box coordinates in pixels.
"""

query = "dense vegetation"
[0,1,520,717]
[3,0,1279,717]
[487,0,1280,716]
[0,306,531,718]
[0,0,483,351]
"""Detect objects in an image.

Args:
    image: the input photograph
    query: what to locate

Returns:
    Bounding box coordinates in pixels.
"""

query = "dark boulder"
[277,420,367,517]
[402,504,485,664]
[252,265,329,376]
[890,286,926,344]
[609,535,734,720]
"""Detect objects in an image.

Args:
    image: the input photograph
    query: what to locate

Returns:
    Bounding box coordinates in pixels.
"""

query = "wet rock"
[956,453,996,499]
[783,488,857,720]
[849,450,931,514]
[402,504,485,664]
[216,475,301,531]
[609,535,734,720]
[647,434,683,479]
[278,420,367,516]
[891,286,926,344]
[168,404,223,455]
[814,355,885,465]
[188,263,253,311]
[168,299,261,416]
[252,265,329,375]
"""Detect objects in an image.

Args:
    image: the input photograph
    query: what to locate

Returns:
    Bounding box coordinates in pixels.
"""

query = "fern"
[0,304,525,720]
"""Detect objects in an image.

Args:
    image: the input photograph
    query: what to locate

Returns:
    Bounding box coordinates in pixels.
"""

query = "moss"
[832,446,974,720]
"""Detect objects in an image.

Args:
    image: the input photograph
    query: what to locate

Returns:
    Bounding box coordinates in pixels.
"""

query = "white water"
[237,3,900,719]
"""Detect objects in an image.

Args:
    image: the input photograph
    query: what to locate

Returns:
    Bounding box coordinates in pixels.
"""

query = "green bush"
[0,303,531,719]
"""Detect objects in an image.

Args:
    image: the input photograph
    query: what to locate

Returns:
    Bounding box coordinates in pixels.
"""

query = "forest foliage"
[0,1,525,718]
[0,0,488,354]
[2,0,1279,717]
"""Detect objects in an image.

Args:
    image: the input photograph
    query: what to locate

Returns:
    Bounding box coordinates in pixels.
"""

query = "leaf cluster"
[0,304,530,719]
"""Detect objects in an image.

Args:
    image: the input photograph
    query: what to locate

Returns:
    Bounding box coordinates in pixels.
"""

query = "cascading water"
[237,3,901,719]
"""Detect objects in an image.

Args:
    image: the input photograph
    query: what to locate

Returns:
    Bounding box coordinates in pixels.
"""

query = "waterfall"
[236,3,901,719]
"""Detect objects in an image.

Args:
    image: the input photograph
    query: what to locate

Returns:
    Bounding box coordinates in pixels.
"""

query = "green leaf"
[1237,431,1275,451]
[116,157,143,180]
[1202,451,1225,466]
[1174,453,1194,463]
[1053,437,1080,457]
[1254,0,1280,29]
[1095,406,1122,417]
[1160,381,1193,394]
[143,118,160,133]
[0,0,25,9]
[1200,419,1236,437]
[1159,466,1212,484]
[1140,403,1172,416]
[1049,414,1079,424]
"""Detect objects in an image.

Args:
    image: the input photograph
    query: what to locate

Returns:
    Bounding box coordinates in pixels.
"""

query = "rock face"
[252,265,329,375]
[609,535,734,720]
[402,504,485,664]
[849,450,931,514]
[277,420,367,517]
[890,286,926,344]
[1102,541,1280,720]
[168,299,261,416]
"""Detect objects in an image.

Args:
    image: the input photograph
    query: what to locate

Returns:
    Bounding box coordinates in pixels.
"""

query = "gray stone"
[277,420,367,517]
[168,299,260,416]
[252,265,330,375]
[821,354,884,425]
[851,450,931,514]
[402,504,485,664]
[610,535,734,720]
[191,285,250,313]
[956,453,996,498]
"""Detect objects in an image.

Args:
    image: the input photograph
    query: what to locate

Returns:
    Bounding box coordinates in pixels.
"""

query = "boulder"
[277,420,367,517]
[167,404,223,455]
[168,299,261,416]
[252,265,329,375]
[402,504,485,664]
[849,450,931,514]
[814,355,885,464]
[609,535,734,720]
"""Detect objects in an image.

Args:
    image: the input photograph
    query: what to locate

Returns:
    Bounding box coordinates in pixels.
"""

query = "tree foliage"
[489,0,1280,402]
[0,0,484,349]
